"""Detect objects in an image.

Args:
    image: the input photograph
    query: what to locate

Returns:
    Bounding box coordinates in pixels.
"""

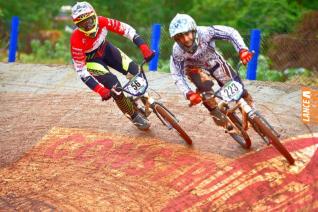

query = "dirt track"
[0,63,317,211]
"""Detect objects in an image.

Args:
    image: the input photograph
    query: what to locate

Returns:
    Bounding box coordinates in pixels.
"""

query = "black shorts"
[86,42,139,89]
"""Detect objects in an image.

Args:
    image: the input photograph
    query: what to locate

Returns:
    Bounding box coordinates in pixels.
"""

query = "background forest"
[0,0,317,84]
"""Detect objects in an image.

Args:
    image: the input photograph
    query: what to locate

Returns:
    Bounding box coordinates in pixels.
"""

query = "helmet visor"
[76,15,96,32]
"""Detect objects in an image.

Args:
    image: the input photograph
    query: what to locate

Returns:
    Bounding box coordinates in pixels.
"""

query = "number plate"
[220,80,244,102]
[126,75,147,95]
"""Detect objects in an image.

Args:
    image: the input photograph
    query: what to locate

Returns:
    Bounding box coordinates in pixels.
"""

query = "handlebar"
[140,60,147,73]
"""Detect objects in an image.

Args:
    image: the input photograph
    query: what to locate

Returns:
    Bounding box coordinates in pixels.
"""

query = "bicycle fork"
[238,98,280,139]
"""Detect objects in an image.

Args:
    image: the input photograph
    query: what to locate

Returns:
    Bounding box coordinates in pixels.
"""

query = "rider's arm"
[170,54,192,98]
[103,17,146,46]
[102,17,154,60]
[70,32,109,96]
[209,25,248,52]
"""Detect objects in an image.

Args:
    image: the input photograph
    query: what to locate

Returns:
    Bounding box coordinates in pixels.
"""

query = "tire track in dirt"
[0,63,317,210]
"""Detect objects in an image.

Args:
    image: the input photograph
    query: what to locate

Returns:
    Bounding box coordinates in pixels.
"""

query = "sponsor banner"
[302,87,318,125]
[0,128,317,210]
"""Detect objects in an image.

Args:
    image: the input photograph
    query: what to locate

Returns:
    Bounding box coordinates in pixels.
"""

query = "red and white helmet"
[71,1,98,37]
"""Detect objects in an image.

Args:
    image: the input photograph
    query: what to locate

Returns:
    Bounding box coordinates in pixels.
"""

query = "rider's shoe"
[131,112,150,131]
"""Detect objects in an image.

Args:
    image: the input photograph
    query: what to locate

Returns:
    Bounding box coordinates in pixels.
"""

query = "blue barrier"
[246,29,261,80]
[8,16,20,62]
[149,24,161,71]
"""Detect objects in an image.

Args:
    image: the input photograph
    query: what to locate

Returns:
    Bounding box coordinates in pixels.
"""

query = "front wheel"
[249,113,295,165]
[154,103,193,145]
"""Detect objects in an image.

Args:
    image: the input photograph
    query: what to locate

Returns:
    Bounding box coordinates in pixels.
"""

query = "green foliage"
[158,59,170,73]
[221,54,315,83]
[20,33,71,64]
[1,0,316,86]
[236,0,304,35]
[190,0,305,36]
[240,55,285,82]
[0,0,311,39]
[300,0,318,10]
[105,0,193,26]
[190,0,244,26]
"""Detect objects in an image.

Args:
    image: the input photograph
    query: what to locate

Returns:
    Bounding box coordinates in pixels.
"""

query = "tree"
[236,0,304,35]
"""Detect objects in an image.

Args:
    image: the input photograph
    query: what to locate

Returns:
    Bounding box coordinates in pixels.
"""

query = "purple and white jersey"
[170,25,248,97]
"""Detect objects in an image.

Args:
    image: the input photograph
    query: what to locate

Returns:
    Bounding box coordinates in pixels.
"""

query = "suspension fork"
[238,98,255,130]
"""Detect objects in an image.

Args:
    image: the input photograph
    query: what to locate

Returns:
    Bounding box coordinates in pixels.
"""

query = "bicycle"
[113,60,193,145]
[195,63,295,165]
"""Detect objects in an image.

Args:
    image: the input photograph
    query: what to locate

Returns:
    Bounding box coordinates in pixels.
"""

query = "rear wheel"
[249,113,295,165]
[154,103,193,145]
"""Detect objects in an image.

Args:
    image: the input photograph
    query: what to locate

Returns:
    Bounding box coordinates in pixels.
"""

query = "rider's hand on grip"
[239,49,253,65]
[139,44,155,62]
[186,91,202,106]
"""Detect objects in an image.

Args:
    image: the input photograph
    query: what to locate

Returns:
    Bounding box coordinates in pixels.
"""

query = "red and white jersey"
[70,16,137,78]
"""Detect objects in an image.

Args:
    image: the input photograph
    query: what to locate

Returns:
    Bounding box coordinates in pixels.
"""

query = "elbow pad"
[133,34,145,47]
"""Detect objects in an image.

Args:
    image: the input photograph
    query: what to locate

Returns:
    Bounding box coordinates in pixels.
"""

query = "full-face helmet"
[72,1,98,37]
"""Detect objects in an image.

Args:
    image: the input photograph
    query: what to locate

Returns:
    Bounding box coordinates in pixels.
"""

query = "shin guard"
[113,92,136,117]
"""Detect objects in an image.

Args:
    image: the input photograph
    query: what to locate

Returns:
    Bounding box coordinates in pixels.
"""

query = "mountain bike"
[197,64,295,165]
[114,61,193,145]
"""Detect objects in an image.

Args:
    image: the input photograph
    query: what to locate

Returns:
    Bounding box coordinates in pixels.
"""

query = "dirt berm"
[0,63,317,211]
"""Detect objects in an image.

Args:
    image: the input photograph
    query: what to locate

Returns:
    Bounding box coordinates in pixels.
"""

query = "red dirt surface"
[0,63,317,210]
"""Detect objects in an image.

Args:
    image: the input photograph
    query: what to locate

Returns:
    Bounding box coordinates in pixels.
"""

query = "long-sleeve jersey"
[70,16,138,90]
[170,25,248,97]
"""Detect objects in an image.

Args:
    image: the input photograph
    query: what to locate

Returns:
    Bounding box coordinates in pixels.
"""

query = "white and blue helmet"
[169,14,198,53]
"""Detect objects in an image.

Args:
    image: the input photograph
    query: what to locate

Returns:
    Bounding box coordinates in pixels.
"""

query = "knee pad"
[186,68,214,92]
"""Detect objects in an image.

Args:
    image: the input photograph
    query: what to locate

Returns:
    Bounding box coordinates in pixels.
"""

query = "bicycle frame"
[107,61,193,145]
[217,96,253,132]
[114,61,179,129]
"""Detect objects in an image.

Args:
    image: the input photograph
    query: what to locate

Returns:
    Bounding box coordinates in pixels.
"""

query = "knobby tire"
[250,114,295,165]
[154,104,193,145]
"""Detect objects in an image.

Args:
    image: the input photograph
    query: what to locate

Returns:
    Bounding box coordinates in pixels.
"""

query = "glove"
[186,91,202,106]
[239,49,253,65]
[139,44,155,62]
[93,84,111,101]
